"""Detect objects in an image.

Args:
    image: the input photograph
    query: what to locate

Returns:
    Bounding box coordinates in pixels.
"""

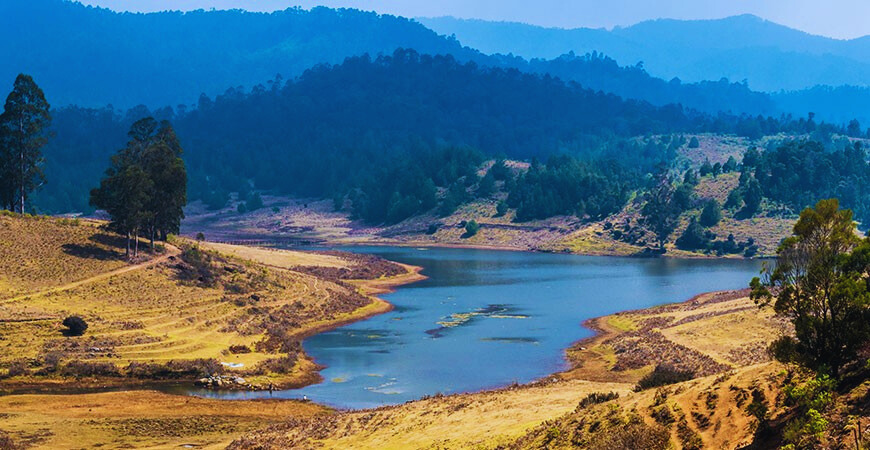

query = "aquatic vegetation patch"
[426,304,528,338]
[480,337,539,344]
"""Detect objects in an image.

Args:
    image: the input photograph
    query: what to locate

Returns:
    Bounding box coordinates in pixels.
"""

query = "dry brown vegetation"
[0,214,129,300]
[0,390,328,449]
[0,216,420,391]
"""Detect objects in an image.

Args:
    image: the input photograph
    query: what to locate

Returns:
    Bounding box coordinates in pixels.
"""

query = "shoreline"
[192,229,773,260]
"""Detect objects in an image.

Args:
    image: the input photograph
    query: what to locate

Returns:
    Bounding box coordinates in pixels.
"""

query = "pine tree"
[0,74,51,213]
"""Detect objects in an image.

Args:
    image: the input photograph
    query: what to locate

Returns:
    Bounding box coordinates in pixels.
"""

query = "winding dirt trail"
[1,244,181,304]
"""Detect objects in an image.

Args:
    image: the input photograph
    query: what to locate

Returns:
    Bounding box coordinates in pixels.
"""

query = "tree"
[141,121,187,243]
[723,156,738,173]
[688,136,700,148]
[699,199,722,227]
[463,219,480,238]
[90,117,186,256]
[495,200,508,217]
[0,74,51,213]
[62,316,88,336]
[675,217,711,251]
[90,163,152,257]
[751,199,870,376]
[641,170,680,251]
[477,171,496,198]
[741,177,763,216]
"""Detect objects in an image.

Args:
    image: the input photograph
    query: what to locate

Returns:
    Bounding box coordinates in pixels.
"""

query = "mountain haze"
[419,15,870,92]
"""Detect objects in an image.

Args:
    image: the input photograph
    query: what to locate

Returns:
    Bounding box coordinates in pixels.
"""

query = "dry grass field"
[0,215,420,391]
[0,390,328,449]
[0,214,129,300]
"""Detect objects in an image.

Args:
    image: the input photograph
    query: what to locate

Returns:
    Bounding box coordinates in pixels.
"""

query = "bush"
[5,360,29,378]
[636,364,695,391]
[578,391,619,408]
[495,200,508,217]
[426,222,441,235]
[675,218,712,251]
[60,360,120,377]
[699,199,722,227]
[462,220,480,238]
[62,316,88,336]
[688,136,700,148]
[588,421,671,450]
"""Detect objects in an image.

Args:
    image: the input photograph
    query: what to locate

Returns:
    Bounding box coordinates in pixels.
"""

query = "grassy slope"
[0,215,129,299]
[229,290,795,449]
[0,390,328,449]
[0,215,419,387]
[0,215,424,448]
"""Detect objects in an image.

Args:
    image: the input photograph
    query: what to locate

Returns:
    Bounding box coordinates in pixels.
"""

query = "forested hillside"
[31,49,859,226]
[0,0,476,107]
[1,0,864,124]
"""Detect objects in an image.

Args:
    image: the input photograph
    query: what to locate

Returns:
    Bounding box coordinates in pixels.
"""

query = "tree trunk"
[150,226,155,250]
[125,232,131,259]
[134,231,139,257]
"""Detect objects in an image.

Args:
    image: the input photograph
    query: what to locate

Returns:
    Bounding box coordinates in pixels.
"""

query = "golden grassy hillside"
[0,215,419,390]
[0,390,328,449]
[0,214,129,300]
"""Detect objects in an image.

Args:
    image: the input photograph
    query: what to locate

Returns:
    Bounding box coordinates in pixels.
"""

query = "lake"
[185,246,763,409]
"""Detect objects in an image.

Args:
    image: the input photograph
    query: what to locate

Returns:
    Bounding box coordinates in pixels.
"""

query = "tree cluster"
[746,140,870,223]
[90,118,187,257]
[751,199,870,377]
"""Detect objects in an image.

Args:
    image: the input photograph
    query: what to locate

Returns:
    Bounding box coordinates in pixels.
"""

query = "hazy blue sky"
[79,0,869,40]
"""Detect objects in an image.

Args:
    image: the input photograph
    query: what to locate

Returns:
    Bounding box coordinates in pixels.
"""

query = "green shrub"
[62,316,88,336]
[462,220,480,238]
[636,365,694,391]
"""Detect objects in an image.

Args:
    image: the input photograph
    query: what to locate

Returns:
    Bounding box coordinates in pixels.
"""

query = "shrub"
[62,316,88,336]
[578,391,620,409]
[588,421,671,450]
[5,360,29,378]
[0,431,21,450]
[675,218,712,251]
[636,364,695,391]
[60,360,120,377]
[688,136,700,148]
[699,199,722,227]
[462,220,480,238]
[495,200,508,217]
[426,222,441,235]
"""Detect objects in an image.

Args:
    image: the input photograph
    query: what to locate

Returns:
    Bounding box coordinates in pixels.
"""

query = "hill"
[0,0,477,107]
[0,213,421,392]
[420,14,870,92]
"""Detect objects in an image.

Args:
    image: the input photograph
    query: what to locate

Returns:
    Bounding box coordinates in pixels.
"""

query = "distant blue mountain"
[419,15,870,92]
[0,2,865,125]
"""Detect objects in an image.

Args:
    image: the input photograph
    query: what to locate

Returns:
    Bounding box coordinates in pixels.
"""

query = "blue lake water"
[185,246,762,409]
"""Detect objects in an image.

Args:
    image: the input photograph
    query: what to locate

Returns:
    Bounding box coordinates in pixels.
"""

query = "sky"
[78,0,870,40]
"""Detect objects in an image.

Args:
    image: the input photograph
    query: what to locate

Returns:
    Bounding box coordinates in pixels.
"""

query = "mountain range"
[2,1,868,125]
[420,14,870,92]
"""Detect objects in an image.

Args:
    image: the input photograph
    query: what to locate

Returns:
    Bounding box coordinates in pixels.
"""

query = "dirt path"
[1,244,181,304]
